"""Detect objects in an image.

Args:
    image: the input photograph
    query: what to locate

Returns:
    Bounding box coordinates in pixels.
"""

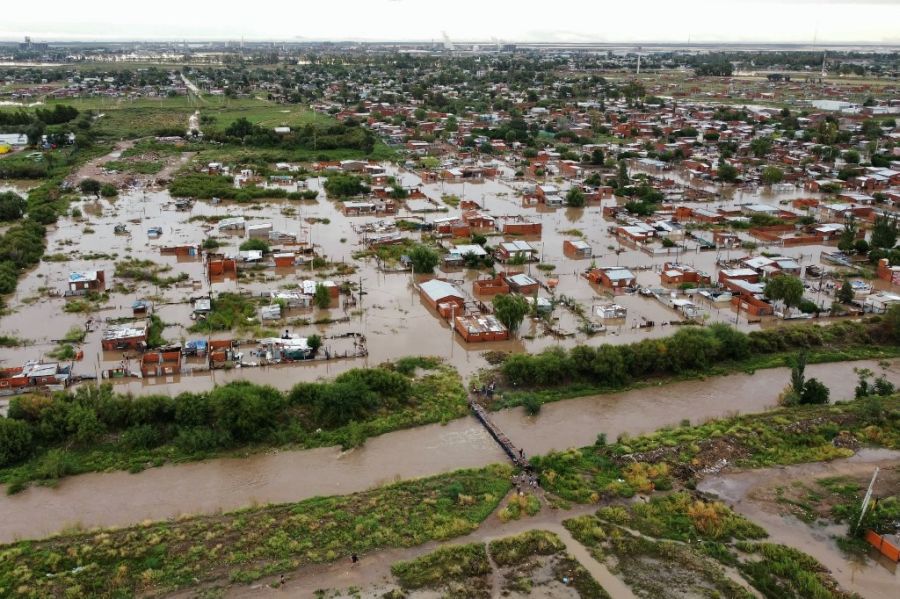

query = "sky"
[2,0,899,44]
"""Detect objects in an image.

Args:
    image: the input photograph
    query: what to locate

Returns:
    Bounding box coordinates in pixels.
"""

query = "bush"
[239,238,269,253]
[0,417,33,467]
[99,183,118,197]
[408,244,439,274]
[0,192,27,222]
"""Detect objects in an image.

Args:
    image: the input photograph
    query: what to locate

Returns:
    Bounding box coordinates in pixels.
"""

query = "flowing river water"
[0,359,896,544]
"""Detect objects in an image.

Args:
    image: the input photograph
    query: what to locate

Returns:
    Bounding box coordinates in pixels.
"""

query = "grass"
[103,159,164,174]
[600,492,767,543]
[391,542,491,590]
[565,496,853,599]
[497,493,541,522]
[391,531,611,599]
[735,542,853,599]
[531,394,900,504]
[114,258,188,287]
[0,465,511,598]
[488,530,565,567]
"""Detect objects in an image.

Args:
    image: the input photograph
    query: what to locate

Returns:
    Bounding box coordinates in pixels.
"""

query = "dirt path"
[213,494,636,599]
[698,449,900,599]
[67,140,134,185]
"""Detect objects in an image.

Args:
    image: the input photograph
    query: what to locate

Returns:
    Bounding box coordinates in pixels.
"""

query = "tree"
[25,121,45,146]
[79,178,101,197]
[0,417,32,467]
[749,136,773,158]
[239,238,269,253]
[853,239,870,255]
[389,184,408,200]
[313,284,331,309]
[566,187,586,207]
[0,192,27,221]
[837,280,855,304]
[838,215,858,253]
[28,205,58,225]
[800,378,830,405]
[492,293,530,335]
[790,351,807,397]
[307,334,322,353]
[209,382,285,442]
[717,163,738,183]
[870,215,898,249]
[760,166,783,185]
[843,149,860,164]
[590,148,604,165]
[408,244,439,274]
[617,160,629,187]
[764,275,804,309]
[225,117,255,138]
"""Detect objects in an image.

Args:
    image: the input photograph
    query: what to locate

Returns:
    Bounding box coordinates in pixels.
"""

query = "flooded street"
[699,449,900,599]
[0,358,895,543]
[0,165,876,396]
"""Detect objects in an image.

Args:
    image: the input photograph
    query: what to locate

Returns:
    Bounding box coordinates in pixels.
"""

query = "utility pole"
[854,467,880,534]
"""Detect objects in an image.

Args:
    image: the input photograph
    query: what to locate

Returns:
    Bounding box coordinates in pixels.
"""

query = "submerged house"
[67,270,105,295]
[453,314,509,343]
[0,361,70,395]
[101,322,149,351]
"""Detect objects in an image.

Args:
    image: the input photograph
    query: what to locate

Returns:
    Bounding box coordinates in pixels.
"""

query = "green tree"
[239,238,269,253]
[764,275,804,309]
[492,293,530,335]
[617,160,629,187]
[0,192,27,221]
[0,417,32,467]
[843,149,860,164]
[750,136,773,158]
[209,382,285,442]
[837,280,855,304]
[25,120,45,146]
[313,284,332,309]
[760,166,783,185]
[307,334,322,354]
[79,178,102,197]
[800,378,830,405]
[837,215,858,253]
[408,244,439,274]
[717,163,738,183]
[870,215,898,249]
[565,187,586,207]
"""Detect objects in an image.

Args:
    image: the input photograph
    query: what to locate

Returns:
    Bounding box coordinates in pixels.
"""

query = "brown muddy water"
[0,359,895,544]
[0,163,878,396]
[699,449,900,599]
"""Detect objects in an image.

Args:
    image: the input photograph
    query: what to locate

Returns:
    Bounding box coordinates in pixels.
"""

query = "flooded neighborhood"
[0,14,899,599]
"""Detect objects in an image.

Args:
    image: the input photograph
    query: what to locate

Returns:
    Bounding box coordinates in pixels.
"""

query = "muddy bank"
[699,449,900,599]
[0,359,895,544]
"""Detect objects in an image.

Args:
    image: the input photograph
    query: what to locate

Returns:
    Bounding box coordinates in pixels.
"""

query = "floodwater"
[699,449,900,599]
[0,358,895,543]
[0,158,876,396]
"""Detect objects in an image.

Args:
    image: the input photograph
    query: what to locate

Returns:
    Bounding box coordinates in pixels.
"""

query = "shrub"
[0,417,33,467]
